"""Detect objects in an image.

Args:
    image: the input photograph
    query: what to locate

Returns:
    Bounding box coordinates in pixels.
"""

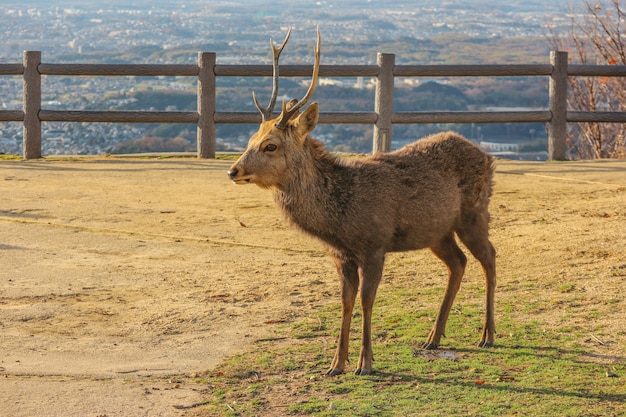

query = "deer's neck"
[273,139,350,242]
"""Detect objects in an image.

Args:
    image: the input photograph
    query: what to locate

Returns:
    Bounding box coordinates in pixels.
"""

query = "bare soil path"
[1,157,625,416]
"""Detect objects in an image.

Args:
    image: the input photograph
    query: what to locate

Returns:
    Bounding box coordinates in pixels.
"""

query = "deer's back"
[334,132,493,254]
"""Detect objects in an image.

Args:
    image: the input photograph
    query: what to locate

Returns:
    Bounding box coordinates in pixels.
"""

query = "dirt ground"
[1,156,625,417]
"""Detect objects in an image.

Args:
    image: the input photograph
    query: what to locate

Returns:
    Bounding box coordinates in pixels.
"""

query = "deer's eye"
[264,143,278,152]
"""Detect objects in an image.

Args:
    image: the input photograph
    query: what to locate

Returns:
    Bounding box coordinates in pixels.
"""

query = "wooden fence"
[1,50,626,160]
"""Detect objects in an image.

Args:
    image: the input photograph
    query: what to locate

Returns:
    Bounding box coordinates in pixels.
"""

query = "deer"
[227,28,497,376]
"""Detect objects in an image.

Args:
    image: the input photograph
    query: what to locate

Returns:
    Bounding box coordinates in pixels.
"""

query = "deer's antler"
[253,27,292,122]
[275,27,321,130]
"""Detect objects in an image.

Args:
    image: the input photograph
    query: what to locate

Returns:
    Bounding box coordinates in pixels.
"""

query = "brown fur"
[228,103,497,376]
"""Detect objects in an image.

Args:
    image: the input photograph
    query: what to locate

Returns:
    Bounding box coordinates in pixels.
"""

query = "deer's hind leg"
[423,233,467,349]
[456,210,497,348]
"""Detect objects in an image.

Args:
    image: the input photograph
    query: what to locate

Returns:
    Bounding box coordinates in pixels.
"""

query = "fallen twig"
[590,333,606,346]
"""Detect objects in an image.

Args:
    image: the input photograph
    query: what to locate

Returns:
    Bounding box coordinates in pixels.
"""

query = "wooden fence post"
[23,51,42,159]
[197,52,216,158]
[549,51,568,160]
[373,53,394,153]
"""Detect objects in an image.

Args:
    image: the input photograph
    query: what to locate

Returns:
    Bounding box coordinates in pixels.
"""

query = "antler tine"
[275,27,321,130]
[253,27,293,122]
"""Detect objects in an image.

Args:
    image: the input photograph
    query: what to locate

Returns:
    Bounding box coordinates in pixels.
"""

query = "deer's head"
[228,28,321,189]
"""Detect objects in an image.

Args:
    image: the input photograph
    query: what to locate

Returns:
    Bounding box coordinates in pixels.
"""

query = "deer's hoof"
[421,342,439,350]
[326,368,343,377]
[355,368,372,376]
[478,340,494,348]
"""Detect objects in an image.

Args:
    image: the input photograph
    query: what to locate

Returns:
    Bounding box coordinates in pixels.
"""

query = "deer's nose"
[227,168,238,180]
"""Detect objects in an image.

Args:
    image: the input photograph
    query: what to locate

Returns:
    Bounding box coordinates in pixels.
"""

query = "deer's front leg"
[327,258,359,377]
[355,254,384,376]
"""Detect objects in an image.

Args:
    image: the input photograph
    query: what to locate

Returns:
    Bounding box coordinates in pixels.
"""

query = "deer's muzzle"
[227,168,238,180]
[227,168,251,184]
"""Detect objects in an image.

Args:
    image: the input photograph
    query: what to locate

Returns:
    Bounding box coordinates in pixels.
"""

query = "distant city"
[1,0,577,62]
[0,0,586,156]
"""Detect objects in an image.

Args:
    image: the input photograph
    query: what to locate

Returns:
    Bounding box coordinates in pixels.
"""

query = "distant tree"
[547,0,626,159]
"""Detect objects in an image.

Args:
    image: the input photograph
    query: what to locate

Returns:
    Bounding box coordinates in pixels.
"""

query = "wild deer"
[227,29,497,376]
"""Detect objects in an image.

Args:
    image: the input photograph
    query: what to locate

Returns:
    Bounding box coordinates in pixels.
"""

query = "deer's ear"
[295,102,319,138]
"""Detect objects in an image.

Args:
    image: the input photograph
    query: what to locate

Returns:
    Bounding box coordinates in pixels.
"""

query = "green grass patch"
[195,292,625,417]
[0,154,22,160]
[216,153,242,160]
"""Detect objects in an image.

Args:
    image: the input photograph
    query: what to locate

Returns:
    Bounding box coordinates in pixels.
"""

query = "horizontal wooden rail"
[392,111,551,124]
[394,64,553,77]
[568,111,626,123]
[0,110,24,122]
[0,64,23,75]
[38,110,200,123]
[214,111,378,124]
[215,64,379,77]
[567,64,626,76]
[1,50,625,160]
[39,63,199,77]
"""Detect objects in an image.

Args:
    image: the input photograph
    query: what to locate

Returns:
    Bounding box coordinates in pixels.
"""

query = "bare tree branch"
[546,0,626,158]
